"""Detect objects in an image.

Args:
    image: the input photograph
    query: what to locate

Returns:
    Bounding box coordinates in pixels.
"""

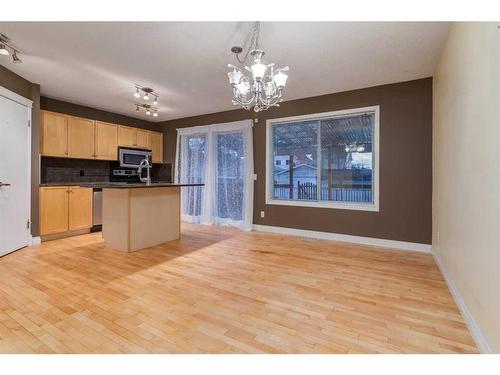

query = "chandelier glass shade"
[227,23,289,112]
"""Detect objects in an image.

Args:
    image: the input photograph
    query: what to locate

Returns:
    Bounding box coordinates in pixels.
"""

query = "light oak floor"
[0,224,477,353]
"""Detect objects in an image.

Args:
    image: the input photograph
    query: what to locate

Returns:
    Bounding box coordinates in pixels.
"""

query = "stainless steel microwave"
[118,147,152,168]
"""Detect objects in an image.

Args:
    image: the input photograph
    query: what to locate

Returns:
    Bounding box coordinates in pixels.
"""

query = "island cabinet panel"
[136,129,151,149]
[118,126,138,147]
[102,187,181,252]
[95,121,118,160]
[68,116,95,159]
[41,111,68,157]
[40,186,69,235]
[151,131,163,163]
[68,187,93,231]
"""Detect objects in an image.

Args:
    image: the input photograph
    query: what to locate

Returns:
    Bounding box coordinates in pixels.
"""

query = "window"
[266,106,379,211]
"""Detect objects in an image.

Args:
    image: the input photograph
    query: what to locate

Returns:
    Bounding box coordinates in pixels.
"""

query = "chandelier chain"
[236,22,260,64]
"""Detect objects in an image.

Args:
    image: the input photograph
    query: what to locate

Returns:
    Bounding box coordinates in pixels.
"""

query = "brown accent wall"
[161,78,432,244]
[1,65,41,236]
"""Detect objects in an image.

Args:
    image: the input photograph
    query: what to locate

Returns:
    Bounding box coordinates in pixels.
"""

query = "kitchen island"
[98,183,203,252]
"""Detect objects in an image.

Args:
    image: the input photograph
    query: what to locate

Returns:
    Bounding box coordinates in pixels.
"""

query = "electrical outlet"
[260,211,265,218]
[253,174,257,181]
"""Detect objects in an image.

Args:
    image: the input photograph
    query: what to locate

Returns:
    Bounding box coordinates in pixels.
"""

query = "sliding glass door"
[215,131,245,225]
[175,120,254,230]
[178,133,207,223]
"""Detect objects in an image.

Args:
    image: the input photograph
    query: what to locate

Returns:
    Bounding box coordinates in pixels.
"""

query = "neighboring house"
[274,164,318,185]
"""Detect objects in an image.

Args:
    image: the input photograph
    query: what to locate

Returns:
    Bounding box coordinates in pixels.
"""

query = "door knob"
[0,182,11,187]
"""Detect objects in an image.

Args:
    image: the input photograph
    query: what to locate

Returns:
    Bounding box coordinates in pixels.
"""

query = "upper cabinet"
[68,116,95,159]
[118,126,137,147]
[41,111,68,157]
[151,131,163,163]
[95,121,118,160]
[136,129,151,149]
[40,110,164,163]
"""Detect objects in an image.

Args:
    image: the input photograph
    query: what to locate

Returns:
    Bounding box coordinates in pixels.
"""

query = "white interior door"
[0,92,31,256]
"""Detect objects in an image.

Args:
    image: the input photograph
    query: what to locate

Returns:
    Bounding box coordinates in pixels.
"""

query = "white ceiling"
[0,22,449,122]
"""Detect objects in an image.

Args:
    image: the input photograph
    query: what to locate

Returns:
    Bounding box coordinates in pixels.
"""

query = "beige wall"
[433,22,499,353]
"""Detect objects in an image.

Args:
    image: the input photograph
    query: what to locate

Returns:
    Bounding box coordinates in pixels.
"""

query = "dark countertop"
[83,182,204,189]
[40,182,203,189]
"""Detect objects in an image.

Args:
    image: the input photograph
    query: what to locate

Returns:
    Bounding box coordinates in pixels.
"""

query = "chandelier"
[227,22,289,112]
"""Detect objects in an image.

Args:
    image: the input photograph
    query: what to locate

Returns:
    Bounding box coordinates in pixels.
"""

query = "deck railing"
[273,182,372,203]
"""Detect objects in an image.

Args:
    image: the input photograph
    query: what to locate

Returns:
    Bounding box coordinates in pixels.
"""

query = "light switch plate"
[260,211,265,218]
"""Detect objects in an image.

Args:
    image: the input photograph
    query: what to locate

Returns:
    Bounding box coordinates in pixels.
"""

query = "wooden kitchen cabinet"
[40,110,158,162]
[68,187,93,231]
[136,129,151,149]
[40,186,93,236]
[40,186,69,235]
[68,116,95,159]
[94,121,118,160]
[118,126,137,147]
[41,111,68,157]
[151,131,163,163]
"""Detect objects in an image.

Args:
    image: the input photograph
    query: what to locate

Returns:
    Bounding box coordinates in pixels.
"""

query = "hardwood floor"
[0,224,477,353]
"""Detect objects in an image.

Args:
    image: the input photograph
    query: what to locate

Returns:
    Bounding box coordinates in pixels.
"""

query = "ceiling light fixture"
[227,22,289,112]
[0,34,23,63]
[0,43,9,55]
[134,103,158,118]
[132,86,160,117]
[12,51,22,64]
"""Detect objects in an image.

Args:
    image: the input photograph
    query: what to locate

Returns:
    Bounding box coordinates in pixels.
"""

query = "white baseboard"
[252,224,432,253]
[30,236,41,246]
[432,250,493,354]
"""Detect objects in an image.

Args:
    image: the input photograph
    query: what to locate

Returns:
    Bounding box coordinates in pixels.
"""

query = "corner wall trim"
[252,224,432,253]
[30,236,41,246]
[432,250,493,354]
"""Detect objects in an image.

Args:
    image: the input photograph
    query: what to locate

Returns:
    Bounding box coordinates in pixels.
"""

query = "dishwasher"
[91,188,102,232]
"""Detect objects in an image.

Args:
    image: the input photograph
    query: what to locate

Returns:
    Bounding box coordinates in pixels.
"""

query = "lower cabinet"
[40,186,93,236]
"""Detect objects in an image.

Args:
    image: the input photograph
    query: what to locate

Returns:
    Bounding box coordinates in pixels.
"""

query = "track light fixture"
[133,86,160,117]
[0,43,9,55]
[134,103,159,118]
[0,34,23,63]
[12,51,22,64]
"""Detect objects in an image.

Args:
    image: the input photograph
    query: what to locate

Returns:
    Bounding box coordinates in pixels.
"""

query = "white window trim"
[265,105,380,212]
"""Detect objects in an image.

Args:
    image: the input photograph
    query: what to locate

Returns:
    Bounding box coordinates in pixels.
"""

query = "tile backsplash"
[41,157,111,183]
[41,157,172,184]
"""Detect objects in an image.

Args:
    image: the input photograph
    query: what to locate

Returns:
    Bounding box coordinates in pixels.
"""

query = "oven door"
[118,147,152,168]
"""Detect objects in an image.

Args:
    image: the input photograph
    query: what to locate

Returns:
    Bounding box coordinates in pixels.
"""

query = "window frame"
[265,105,380,212]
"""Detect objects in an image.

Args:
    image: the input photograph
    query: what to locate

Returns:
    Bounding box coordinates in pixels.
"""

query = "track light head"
[153,96,158,105]
[143,93,150,101]
[134,88,141,98]
[12,52,22,64]
[153,111,158,117]
[0,43,10,56]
